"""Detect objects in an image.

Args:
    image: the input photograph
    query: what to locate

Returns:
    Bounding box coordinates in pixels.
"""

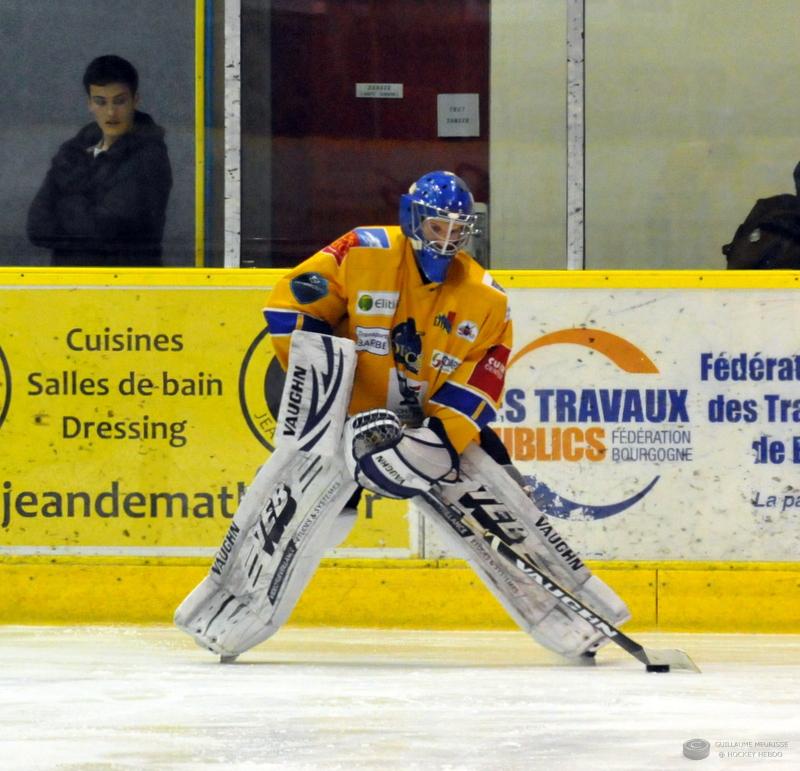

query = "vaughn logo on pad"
[276,332,356,456]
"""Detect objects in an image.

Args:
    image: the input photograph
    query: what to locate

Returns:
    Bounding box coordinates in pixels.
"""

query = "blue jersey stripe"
[430,382,497,428]
[300,315,334,335]
[264,309,332,336]
[264,309,299,335]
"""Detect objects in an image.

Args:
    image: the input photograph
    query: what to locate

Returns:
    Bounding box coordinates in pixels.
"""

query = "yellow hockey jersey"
[264,226,512,453]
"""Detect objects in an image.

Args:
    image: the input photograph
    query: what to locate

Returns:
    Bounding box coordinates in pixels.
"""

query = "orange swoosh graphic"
[508,328,659,374]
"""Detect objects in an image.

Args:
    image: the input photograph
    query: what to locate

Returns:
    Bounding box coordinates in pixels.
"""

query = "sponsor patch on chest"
[355,326,390,355]
[356,291,399,316]
[431,349,462,374]
[456,320,479,341]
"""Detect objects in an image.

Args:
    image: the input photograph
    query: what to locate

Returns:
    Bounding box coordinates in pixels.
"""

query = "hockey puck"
[683,738,710,760]
[646,663,670,672]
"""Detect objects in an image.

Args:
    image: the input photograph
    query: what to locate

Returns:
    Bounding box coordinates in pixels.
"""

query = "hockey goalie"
[175,171,630,661]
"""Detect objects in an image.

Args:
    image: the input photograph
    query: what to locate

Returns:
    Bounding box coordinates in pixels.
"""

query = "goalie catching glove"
[344,409,459,499]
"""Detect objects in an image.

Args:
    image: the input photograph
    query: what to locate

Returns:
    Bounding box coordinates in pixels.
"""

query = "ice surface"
[0,627,798,770]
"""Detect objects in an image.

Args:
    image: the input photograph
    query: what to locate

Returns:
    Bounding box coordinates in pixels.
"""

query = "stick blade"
[642,647,701,673]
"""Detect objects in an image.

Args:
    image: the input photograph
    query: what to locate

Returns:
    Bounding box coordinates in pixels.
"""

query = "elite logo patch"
[356,291,399,316]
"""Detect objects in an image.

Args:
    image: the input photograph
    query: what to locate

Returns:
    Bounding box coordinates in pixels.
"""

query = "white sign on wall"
[437,93,480,137]
[430,288,800,562]
[355,83,403,99]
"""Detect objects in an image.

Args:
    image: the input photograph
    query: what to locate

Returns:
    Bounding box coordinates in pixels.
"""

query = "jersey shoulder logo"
[289,272,329,304]
[322,231,360,265]
[354,227,390,248]
[467,344,510,401]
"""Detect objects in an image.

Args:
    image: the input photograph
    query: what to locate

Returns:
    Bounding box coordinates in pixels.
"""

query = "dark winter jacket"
[27,111,172,266]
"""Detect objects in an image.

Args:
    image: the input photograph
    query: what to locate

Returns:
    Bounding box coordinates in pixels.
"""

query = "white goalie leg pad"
[174,451,358,658]
[417,494,557,632]
[175,331,358,658]
[177,505,358,659]
[423,444,630,659]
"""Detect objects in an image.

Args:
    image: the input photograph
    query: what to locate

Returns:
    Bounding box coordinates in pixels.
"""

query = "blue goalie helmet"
[399,170,477,283]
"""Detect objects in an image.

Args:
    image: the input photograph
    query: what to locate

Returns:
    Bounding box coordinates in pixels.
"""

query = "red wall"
[243,0,490,267]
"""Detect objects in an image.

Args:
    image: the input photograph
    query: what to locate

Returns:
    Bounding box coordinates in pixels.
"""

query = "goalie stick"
[420,487,701,674]
[350,415,698,672]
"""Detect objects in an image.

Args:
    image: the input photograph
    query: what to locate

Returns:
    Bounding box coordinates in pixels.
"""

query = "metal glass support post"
[567,0,585,269]
[224,0,242,268]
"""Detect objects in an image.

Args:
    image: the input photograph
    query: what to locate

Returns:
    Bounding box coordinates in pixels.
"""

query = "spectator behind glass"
[27,55,172,267]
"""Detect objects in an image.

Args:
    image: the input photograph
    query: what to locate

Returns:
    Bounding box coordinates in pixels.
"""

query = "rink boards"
[0,268,798,632]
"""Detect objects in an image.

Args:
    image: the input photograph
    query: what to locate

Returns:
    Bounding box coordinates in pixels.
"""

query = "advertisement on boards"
[0,279,409,557]
[1,277,797,561]
[493,288,800,561]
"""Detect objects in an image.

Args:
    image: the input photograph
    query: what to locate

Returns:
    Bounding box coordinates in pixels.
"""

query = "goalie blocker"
[176,331,630,662]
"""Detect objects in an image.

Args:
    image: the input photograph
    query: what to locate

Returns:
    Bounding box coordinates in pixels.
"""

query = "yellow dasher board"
[0,269,412,557]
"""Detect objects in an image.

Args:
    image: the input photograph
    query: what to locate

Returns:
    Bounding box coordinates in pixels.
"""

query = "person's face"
[88,83,138,144]
[420,216,470,255]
